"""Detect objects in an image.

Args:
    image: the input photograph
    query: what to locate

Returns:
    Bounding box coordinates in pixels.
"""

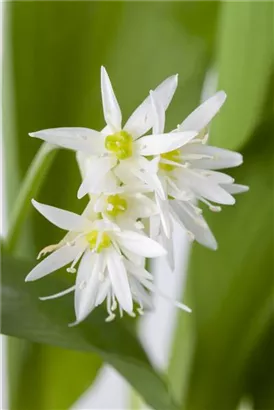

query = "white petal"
[25,244,83,281]
[140,278,191,313]
[124,74,178,138]
[95,278,111,306]
[155,194,171,238]
[131,157,166,200]
[127,194,157,219]
[221,183,249,195]
[124,259,154,281]
[150,91,165,135]
[150,215,161,239]
[136,131,197,156]
[183,144,243,170]
[77,156,117,198]
[32,199,91,231]
[29,127,105,154]
[179,91,227,131]
[117,231,167,258]
[200,170,234,184]
[129,277,154,310]
[101,66,122,131]
[75,251,104,322]
[180,169,235,205]
[106,249,133,313]
[121,247,145,267]
[161,227,175,270]
[170,201,217,250]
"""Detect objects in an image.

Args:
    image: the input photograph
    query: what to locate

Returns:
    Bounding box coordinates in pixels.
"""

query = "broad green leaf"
[1,252,178,410]
[210,1,273,151]
[8,338,101,410]
[169,118,274,410]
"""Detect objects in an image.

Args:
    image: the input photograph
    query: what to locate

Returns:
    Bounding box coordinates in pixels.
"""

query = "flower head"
[29,67,197,199]
[26,199,191,324]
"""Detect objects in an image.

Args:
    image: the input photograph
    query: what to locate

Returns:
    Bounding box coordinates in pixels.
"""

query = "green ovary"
[86,230,111,252]
[105,131,133,160]
[106,194,128,217]
[159,149,181,171]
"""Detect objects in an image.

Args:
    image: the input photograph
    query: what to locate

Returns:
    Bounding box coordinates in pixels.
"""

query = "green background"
[2,1,273,409]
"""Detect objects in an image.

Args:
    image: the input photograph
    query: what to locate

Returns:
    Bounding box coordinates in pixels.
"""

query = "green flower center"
[159,149,181,171]
[106,194,128,217]
[105,131,133,160]
[86,230,111,253]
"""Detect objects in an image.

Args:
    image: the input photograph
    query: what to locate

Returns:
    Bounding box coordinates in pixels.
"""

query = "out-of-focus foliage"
[8,337,101,410]
[210,2,273,151]
[2,253,178,410]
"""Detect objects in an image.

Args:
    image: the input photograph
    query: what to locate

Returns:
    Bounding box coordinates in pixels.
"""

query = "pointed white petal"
[101,66,122,131]
[170,201,217,250]
[150,215,161,239]
[77,156,117,198]
[124,259,154,281]
[29,127,105,154]
[25,245,83,281]
[221,183,249,195]
[117,231,167,258]
[107,249,133,313]
[95,278,111,306]
[141,278,191,313]
[74,251,104,322]
[155,194,171,238]
[32,199,91,231]
[161,227,175,270]
[183,144,243,170]
[136,131,197,156]
[39,285,76,300]
[124,74,178,138]
[129,277,154,310]
[200,170,234,184]
[131,157,166,199]
[150,90,165,135]
[127,194,157,219]
[181,169,235,205]
[179,91,227,131]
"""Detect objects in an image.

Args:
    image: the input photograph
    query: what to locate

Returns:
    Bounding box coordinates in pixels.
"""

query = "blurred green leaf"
[210,1,273,151]
[169,118,274,410]
[8,338,101,410]
[1,252,178,410]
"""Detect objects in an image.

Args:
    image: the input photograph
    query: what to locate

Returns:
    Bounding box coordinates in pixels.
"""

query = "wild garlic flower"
[149,90,248,257]
[26,199,190,323]
[30,67,197,199]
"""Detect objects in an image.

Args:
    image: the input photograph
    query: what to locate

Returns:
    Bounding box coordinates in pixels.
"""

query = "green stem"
[4,143,57,253]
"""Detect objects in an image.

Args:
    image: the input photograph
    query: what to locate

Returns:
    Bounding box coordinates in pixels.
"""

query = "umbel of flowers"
[26,67,248,325]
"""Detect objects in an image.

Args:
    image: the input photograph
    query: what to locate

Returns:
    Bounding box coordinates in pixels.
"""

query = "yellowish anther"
[105,131,133,160]
[160,149,181,171]
[106,194,127,217]
[86,230,111,252]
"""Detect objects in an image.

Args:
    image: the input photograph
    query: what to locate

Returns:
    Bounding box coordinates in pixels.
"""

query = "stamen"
[135,221,144,230]
[199,197,222,212]
[106,194,128,217]
[105,131,133,160]
[37,243,61,259]
[159,149,182,171]
[66,250,84,273]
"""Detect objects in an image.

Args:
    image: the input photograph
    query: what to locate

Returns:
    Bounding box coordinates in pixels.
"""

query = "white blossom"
[26,199,190,324]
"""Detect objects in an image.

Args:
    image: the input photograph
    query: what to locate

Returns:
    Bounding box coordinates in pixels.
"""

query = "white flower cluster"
[26,67,248,324]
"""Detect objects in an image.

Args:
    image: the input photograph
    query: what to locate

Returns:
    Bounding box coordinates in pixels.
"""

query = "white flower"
[29,67,197,199]
[149,90,248,256]
[26,199,190,324]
